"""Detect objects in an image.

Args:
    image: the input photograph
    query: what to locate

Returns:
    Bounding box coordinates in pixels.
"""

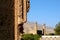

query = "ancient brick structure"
[0,0,30,40]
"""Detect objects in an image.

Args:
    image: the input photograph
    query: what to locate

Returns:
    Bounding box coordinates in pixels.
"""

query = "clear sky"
[27,0,60,27]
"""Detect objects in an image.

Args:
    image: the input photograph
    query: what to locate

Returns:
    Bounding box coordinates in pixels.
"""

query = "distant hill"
[23,22,55,34]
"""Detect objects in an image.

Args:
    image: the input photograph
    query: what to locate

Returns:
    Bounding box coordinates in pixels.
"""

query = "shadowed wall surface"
[0,0,14,40]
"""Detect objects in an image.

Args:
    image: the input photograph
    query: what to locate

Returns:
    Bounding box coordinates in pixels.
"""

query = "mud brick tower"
[0,0,30,40]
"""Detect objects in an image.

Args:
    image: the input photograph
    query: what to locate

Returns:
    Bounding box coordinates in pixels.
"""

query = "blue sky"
[27,0,60,27]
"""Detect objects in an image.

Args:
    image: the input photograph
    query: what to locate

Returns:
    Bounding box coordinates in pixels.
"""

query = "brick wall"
[40,36,60,40]
[0,0,14,40]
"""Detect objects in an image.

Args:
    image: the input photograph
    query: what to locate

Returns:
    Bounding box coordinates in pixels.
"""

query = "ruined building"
[0,0,30,40]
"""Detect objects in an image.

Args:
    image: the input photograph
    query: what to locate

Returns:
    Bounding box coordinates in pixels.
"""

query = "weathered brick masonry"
[0,0,14,40]
[0,0,30,40]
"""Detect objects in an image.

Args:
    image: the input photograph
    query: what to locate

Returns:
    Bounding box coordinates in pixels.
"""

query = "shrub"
[21,34,41,40]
